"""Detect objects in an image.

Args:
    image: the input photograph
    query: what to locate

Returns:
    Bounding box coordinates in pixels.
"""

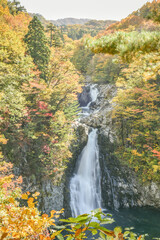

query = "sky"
[19,0,152,21]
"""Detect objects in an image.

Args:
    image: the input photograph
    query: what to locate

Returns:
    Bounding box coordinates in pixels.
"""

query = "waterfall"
[81,84,99,114]
[70,84,102,217]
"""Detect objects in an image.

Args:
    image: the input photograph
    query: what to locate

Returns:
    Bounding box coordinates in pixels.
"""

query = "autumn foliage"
[0,0,81,183]
[0,161,62,239]
[88,28,160,182]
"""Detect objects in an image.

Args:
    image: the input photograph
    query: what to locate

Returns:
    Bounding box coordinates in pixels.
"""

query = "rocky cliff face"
[19,173,64,215]
[76,83,160,210]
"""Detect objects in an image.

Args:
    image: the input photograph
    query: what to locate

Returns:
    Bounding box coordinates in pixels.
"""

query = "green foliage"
[71,39,94,75]
[61,19,116,40]
[7,0,26,15]
[88,31,160,62]
[46,23,63,47]
[24,16,51,80]
[88,28,160,182]
[55,208,145,240]
[87,54,124,83]
[71,38,123,83]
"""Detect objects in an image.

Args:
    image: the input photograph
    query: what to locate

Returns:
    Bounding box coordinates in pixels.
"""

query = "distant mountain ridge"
[29,13,116,27]
[50,18,92,26]
[29,13,117,40]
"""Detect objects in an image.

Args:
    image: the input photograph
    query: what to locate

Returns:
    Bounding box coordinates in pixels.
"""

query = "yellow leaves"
[131,150,142,157]
[8,197,15,204]
[55,111,66,126]
[153,165,160,173]
[21,193,28,200]
[27,197,35,208]
[42,214,49,219]
[12,232,20,238]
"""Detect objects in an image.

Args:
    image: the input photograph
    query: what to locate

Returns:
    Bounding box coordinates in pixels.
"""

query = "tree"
[46,23,62,47]
[7,0,26,15]
[24,16,50,80]
[46,23,55,47]
[71,38,94,75]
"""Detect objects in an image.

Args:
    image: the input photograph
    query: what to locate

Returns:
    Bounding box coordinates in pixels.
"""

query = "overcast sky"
[19,0,152,21]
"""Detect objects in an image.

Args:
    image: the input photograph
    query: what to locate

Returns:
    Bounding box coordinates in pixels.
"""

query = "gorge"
[20,83,160,238]
[1,1,160,238]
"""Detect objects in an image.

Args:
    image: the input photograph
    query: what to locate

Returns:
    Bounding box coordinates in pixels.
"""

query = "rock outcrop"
[21,174,64,215]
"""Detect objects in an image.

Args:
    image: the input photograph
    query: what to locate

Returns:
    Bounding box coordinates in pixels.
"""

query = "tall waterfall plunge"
[70,85,102,217]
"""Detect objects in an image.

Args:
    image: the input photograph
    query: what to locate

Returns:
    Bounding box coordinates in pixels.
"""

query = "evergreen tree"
[8,0,26,15]
[52,27,62,47]
[46,23,55,47]
[24,16,50,80]
[46,23,62,47]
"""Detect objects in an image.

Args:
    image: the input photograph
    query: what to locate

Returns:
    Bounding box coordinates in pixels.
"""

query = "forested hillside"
[29,13,117,40]
[0,0,81,184]
[61,19,117,40]
[85,1,160,182]
[70,0,160,182]
[99,0,160,34]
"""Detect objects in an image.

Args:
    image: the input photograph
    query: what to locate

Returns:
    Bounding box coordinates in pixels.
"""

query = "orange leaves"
[22,80,47,95]
[137,236,142,240]
[21,193,28,200]
[0,161,61,240]
[38,101,48,110]
[22,193,38,208]
[0,135,8,144]
[27,197,35,208]
[152,149,160,160]
[29,81,46,90]
[75,228,82,238]
[0,233,8,240]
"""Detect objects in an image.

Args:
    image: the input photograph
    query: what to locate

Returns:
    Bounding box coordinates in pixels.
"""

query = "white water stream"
[81,84,99,114]
[70,84,102,217]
